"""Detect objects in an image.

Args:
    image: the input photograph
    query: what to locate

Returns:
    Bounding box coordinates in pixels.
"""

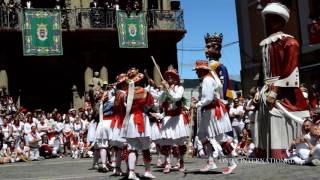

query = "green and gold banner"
[22,9,63,56]
[117,11,148,48]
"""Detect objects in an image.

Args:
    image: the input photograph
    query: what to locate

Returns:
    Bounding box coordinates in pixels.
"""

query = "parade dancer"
[192,60,236,174]
[95,87,114,172]
[145,75,164,168]
[256,2,310,159]
[110,73,129,176]
[121,68,155,180]
[154,65,189,173]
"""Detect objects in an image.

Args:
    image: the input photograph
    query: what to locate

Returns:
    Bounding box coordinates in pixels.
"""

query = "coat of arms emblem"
[128,24,137,37]
[37,23,48,41]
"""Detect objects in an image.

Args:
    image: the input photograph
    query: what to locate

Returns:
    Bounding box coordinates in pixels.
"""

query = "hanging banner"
[117,11,148,48]
[22,9,63,56]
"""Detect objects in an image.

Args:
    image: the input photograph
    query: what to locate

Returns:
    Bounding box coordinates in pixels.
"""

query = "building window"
[309,0,320,21]
[148,0,158,10]
[308,0,320,45]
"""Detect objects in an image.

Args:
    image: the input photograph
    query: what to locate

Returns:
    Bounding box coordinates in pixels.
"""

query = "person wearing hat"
[153,65,188,173]
[255,2,310,159]
[205,32,234,101]
[121,68,156,179]
[109,73,129,176]
[192,60,236,174]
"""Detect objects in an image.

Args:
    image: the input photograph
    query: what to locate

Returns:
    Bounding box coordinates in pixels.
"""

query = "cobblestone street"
[1,156,320,180]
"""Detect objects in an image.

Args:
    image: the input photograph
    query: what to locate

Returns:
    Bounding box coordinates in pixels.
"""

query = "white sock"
[100,149,107,167]
[128,152,136,171]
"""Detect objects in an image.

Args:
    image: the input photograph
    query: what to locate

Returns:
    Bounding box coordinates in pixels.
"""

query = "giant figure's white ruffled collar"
[259,31,293,46]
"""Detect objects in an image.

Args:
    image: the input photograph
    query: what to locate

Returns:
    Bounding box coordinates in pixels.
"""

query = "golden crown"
[37,23,47,29]
[204,33,223,44]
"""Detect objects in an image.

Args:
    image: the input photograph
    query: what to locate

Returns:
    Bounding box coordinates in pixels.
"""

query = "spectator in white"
[80,136,92,158]
[37,115,48,137]
[68,109,77,123]
[80,113,89,132]
[0,142,11,164]
[1,118,13,143]
[12,117,24,142]
[71,136,80,159]
[229,98,245,144]
[244,87,259,142]
[23,114,33,143]
[14,140,30,162]
[54,113,64,157]
[73,116,83,138]
[287,120,317,165]
[27,124,41,161]
[48,133,61,157]
[63,115,73,155]
[30,112,39,125]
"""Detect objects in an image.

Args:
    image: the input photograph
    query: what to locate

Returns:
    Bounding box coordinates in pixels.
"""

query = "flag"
[22,9,63,56]
[117,11,148,48]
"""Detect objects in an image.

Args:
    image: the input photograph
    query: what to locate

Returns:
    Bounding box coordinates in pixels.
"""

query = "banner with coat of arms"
[116,11,148,48]
[22,9,63,56]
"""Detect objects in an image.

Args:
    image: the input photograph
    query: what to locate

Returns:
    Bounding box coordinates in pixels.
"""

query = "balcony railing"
[0,7,184,31]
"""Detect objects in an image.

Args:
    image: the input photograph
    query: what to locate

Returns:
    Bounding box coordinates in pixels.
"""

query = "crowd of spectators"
[0,87,98,164]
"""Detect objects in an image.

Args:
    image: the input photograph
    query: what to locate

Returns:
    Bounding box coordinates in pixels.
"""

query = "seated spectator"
[40,134,52,159]
[14,140,30,162]
[288,121,320,165]
[80,136,93,158]
[48,133,62,158]
[71,136,80,159]
[37,116,48,137]
[73,116,83,139]
[0,142,11,164]
[27,125,41,161]
[236,128,255,158]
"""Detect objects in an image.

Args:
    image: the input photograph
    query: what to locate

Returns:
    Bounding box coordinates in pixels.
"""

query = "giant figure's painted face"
[205,42,221,60]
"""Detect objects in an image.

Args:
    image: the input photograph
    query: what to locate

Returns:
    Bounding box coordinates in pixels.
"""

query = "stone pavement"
[1,156,320,180]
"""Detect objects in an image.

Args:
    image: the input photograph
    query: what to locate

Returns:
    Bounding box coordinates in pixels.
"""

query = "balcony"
[0,7,184,31]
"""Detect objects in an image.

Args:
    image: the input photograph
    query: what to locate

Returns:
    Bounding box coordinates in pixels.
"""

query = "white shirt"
[229,105,244,126]
[27,131,41,148]
[23,123,32,135]
[196,75,217,108]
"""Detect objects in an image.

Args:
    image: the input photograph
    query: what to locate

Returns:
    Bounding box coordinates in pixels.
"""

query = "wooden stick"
[151,56,165,81]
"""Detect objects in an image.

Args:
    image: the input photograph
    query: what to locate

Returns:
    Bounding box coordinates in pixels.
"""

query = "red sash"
[204,99,227,120]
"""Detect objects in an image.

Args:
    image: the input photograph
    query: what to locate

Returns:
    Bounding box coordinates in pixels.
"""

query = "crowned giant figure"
[256,2,310,159]
[205,33,234,100]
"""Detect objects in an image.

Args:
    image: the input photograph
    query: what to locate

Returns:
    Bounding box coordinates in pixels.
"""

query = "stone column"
[153,64,162,86]
[100,66,108,83]
[143,0,148,10]
[0,69,9,94]
[163,0,170,10]
[84,67,93,92]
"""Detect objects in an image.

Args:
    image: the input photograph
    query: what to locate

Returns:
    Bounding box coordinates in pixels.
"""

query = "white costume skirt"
[150,121,162,141]
[197,108,232,141]
[95,120,113,148]
[160,114,189,145]
[121,113,151,139]
[110,122,127,148]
